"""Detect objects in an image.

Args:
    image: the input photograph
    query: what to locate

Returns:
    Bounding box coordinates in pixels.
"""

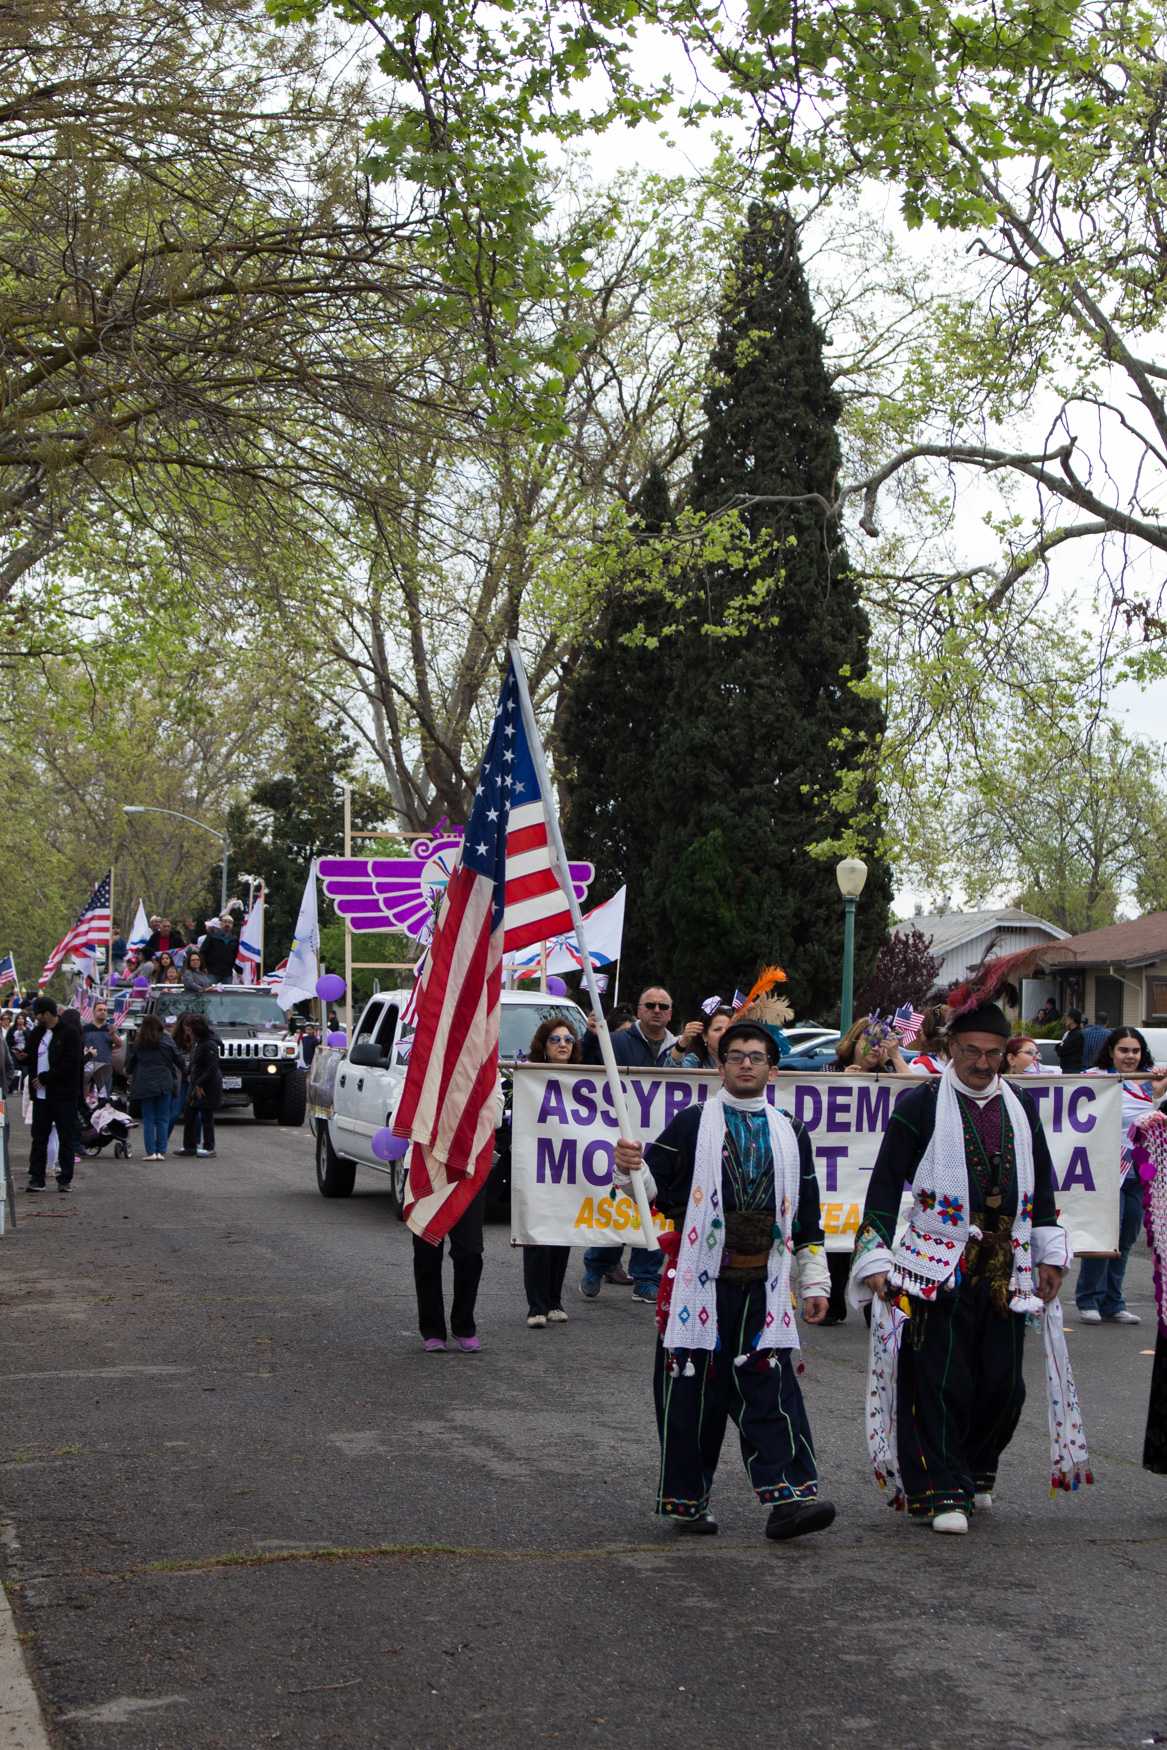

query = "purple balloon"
[546,975,568,996]
[372,1127,409,1162]
[326,1029,347,1047]
[133,975,150,989]
[316,973,346,1002]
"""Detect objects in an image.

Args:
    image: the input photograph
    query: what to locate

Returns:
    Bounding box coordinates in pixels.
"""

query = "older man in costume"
[849,998,1089,1533]
[613,1020,835,1541]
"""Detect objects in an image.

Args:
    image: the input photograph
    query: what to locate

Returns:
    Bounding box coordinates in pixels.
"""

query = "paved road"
[2,1113,1166,1750]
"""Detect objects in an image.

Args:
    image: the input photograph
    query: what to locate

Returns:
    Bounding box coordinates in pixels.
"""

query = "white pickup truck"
[307,987,589,1216]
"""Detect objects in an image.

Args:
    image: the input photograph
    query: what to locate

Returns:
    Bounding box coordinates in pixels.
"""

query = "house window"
[1146,977,1167,1020]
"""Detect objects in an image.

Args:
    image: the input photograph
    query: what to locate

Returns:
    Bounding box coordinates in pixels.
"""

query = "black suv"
[140,987,306,1125]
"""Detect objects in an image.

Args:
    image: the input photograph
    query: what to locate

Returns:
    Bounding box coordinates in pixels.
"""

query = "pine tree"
[563,206,892,1020]
[653,205,891,1018]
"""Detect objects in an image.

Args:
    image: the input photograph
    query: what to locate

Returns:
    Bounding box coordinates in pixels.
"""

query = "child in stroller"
[79,1094,136,1159]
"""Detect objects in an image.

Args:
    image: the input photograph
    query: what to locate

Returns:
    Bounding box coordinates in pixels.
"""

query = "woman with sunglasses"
[523,1018,581,1327]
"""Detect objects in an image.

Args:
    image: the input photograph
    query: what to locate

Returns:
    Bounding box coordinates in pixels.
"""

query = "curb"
[0,1581,52,1750]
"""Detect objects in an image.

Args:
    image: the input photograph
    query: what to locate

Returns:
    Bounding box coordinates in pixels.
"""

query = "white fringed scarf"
[890,1063,1042,1314]
[864,1064,1091,1504]
[662,1091,801,1359]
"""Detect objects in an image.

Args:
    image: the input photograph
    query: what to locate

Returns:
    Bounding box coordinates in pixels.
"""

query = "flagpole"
[343,782,353,1039]
[508,642,657,1250]
[107,863,114,999]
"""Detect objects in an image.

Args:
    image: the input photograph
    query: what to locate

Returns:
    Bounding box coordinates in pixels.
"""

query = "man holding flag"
[395,649,632,1352]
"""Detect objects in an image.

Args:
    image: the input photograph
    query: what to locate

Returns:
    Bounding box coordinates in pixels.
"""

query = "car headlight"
[266,1063,279,1074]
[262,1044,278,1059]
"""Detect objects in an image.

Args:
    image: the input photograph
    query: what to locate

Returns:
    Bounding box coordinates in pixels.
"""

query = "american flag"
[0,954,16,990]
[40,874,112,987]
[893,1002,925,1044]
[396,651,576,1244]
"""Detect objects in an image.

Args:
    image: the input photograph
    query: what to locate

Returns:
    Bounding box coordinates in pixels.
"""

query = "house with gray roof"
[893,908,1069,996]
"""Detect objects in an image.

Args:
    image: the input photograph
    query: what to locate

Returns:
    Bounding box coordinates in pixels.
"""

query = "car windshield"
[151,991,288,1030]
[394,1001,585,1064]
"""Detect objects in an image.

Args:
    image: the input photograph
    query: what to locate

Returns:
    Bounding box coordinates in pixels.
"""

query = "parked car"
[309,988,588,1217]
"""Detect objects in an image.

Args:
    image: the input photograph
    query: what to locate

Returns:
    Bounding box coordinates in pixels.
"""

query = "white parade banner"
[510,1068,1123,1254]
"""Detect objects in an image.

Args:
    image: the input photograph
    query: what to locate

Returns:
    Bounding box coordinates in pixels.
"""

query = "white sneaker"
[973,1491,993,1511]
[932,1510,969,1535]
[546,1309,569,1323]
[1111,1309,1141,1324]
[526,1313,547,1329]
[1077,1309,1102,1324]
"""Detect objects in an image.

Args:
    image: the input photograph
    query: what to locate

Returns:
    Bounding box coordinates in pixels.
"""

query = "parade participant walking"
[1128,1118,1167,1472]
[25,997,83,1193]
[613,1019,835,1541]
[410,1073,506,1354]
[522,1018,578,1327]
[579,984,676,1303]
[1076,1027,1167,1326]
[850,998,1084,1533]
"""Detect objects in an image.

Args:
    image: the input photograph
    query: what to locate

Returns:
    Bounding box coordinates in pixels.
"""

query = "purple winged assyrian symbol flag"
[317,830,594,938]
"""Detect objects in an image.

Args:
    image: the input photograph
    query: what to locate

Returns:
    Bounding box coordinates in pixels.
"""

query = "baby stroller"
[79,1094,136,1159]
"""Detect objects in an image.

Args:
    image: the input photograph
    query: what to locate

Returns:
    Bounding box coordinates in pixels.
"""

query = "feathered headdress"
[946,945,1051,1019]
[733,965,793,1029]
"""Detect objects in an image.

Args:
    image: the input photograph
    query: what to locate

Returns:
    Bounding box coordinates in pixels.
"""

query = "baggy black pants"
[653,1277,819,1519]
[412,1186,486,1340]
[898,1277,1027,1517]
[29,1097,78,1187]
[522,1245,570,1316]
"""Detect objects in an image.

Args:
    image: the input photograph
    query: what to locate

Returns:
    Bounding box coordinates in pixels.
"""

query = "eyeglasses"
[547,1034,574,1046]
[724,1050,769,1066]
[642,1000,672,1011]
[954,1044,1005,1065]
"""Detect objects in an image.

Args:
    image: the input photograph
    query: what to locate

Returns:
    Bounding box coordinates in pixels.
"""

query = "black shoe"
[673,1513,718,1535]
[176,1148,197,1157]
[57,1182,71,1194]
[25,1181,45,1194]
[765,1498,836,1541]
[821,1310,847,1326]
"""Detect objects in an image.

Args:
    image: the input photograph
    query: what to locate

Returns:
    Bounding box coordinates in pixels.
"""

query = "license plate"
[222,1076,242,1090]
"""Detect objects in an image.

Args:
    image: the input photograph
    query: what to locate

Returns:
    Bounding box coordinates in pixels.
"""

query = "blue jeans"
[140,1095,170,1156]
[583,1243,662,1291]
[1076,1172,1144,1316]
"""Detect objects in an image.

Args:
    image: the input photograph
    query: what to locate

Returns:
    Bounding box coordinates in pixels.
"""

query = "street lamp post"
[122,805,230,911]
[836,856,869,1033]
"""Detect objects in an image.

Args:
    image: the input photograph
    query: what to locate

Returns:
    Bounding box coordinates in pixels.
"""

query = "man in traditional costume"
[849,998,1089,1533]
[613,1020,836,1541]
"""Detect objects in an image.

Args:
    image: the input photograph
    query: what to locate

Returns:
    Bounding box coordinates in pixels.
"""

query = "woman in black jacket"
[179,1016,222,1158]
[127,1014,183,1161]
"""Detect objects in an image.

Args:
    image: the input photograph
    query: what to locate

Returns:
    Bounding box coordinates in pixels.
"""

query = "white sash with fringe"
[662,1092,801,1357]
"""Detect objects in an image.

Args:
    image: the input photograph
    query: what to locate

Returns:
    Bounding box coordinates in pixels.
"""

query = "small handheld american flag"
[893,1002,925,1044]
